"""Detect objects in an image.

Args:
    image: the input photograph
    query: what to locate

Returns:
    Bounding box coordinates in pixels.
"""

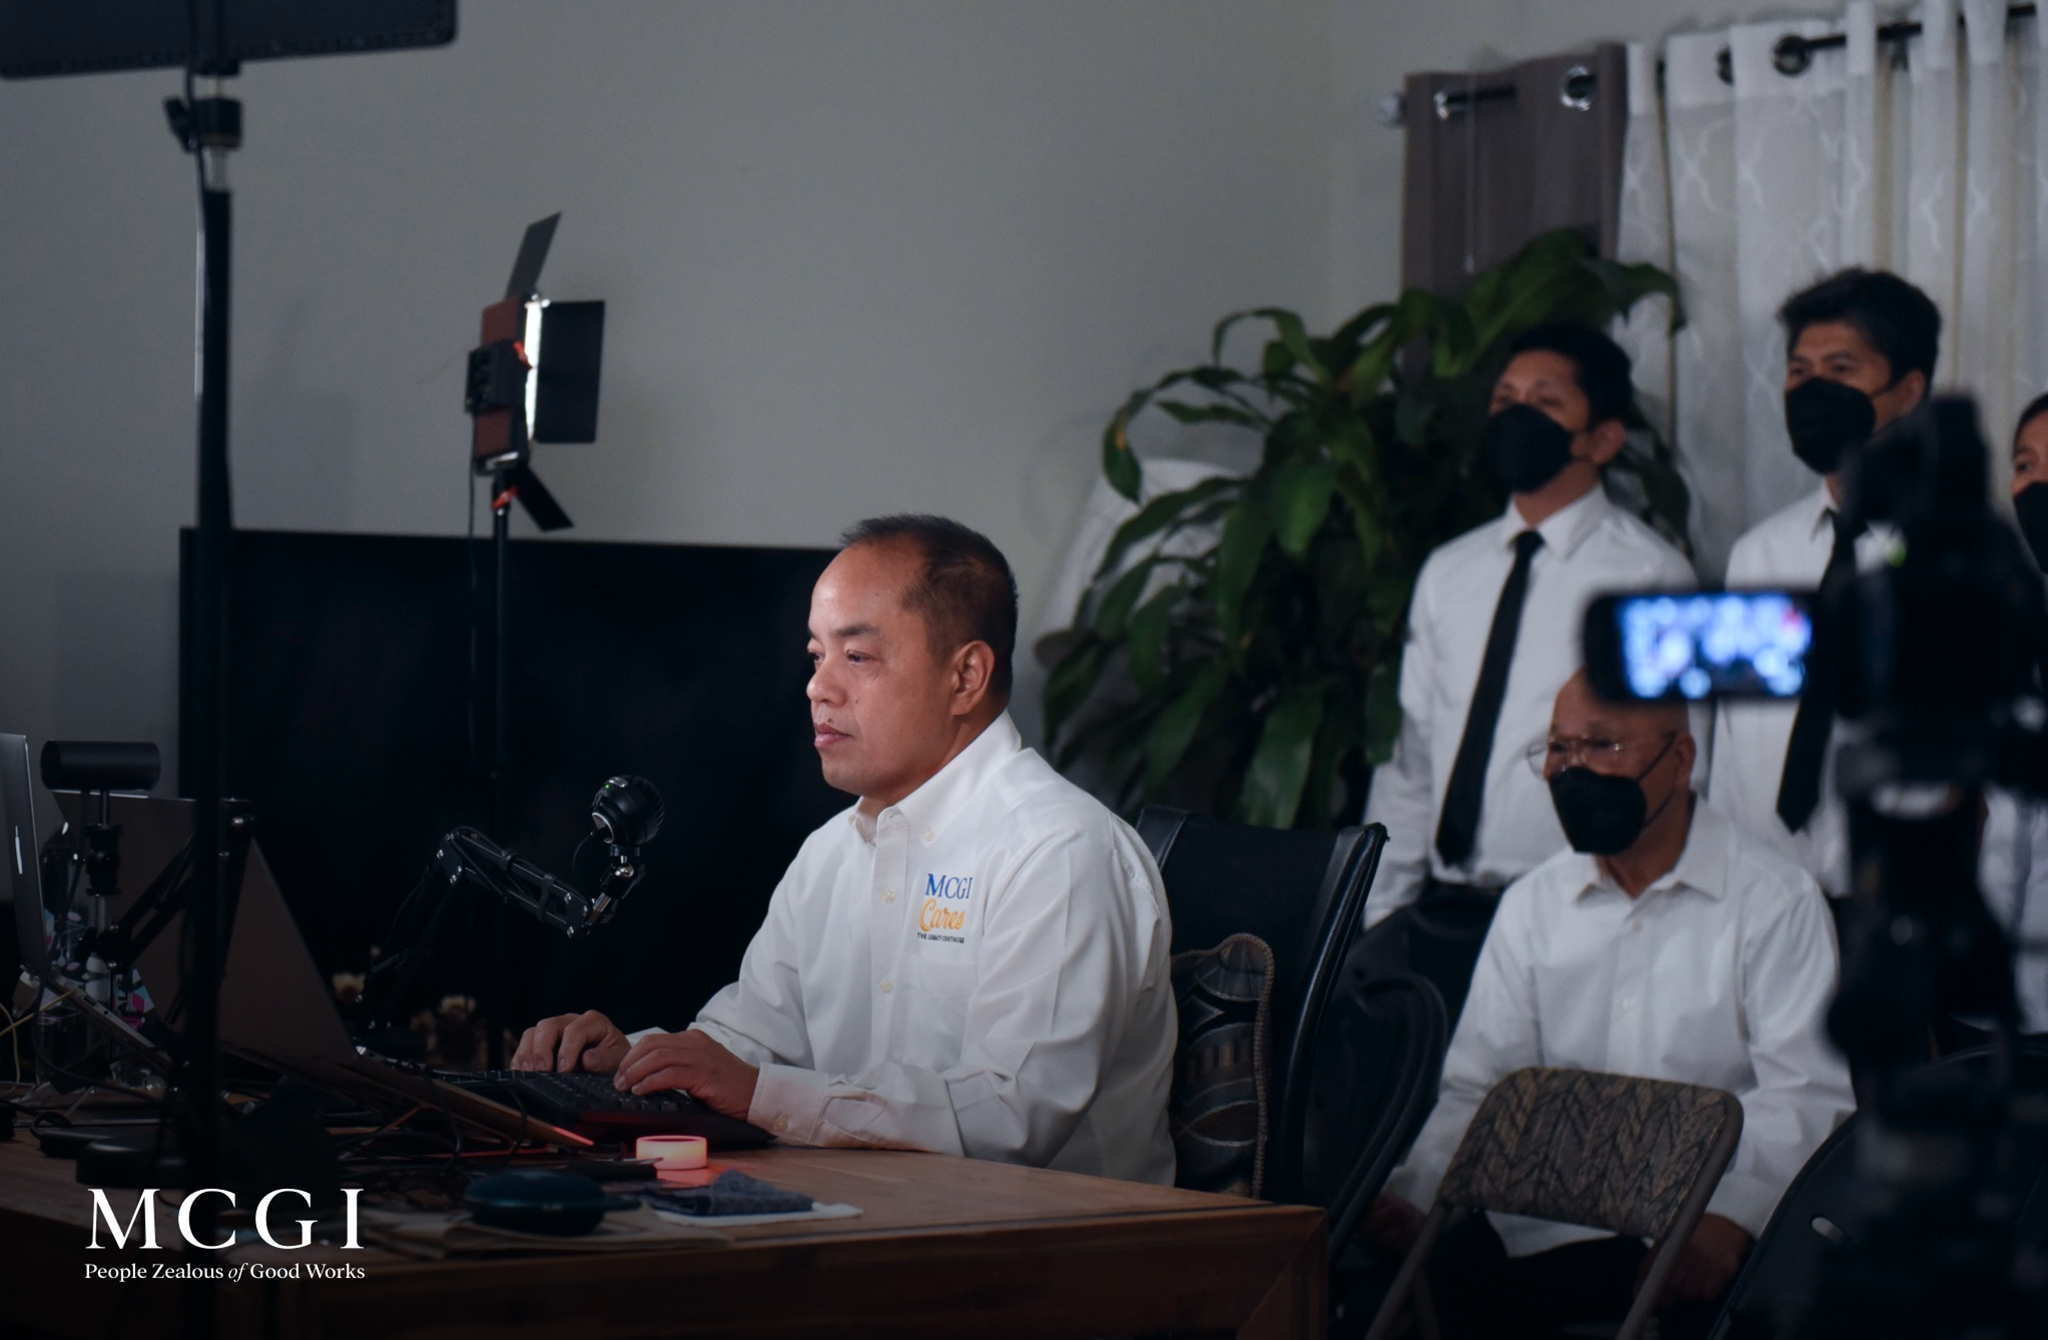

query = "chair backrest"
[1303,972,1449,1262]
[1707,1040,2048,1340]
[1703,1117,1857,1340]
[1137,805,1386,1200]
[1439,1067,1744,1243]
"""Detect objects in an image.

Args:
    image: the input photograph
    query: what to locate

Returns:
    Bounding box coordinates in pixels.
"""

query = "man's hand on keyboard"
[613,1028,760,1121]
[512,1010,631,1074]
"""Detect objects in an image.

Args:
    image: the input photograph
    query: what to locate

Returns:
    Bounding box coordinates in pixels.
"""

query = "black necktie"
[1436,529,1545,869]
[1776,510,1858,833]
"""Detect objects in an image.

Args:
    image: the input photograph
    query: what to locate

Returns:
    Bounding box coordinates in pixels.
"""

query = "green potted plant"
[1044,228,1687,829]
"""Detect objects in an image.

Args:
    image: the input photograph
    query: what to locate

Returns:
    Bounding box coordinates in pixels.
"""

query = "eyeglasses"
[1523,732,1678,778]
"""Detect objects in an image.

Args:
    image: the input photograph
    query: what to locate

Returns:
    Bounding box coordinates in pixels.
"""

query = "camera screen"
[1586,589,1815,702]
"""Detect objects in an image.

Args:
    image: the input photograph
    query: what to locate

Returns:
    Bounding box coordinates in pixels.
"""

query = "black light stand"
[165,65,237,1227]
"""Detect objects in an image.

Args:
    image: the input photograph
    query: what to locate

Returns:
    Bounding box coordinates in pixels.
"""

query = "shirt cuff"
[748,1062,833,1143]
[1705,1170,1778,1238]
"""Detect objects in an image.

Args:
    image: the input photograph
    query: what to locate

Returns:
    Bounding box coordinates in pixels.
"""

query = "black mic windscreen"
[592,775,663,849]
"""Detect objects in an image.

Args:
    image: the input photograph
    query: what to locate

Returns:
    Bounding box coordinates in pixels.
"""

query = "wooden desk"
[0,1138,1326,1339]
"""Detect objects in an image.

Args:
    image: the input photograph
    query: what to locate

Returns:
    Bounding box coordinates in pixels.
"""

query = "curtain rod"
[1716,2,2036,85]
[1380,3,2040,125]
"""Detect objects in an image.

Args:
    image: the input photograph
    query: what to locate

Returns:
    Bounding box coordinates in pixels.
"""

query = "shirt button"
[922,829,936,844]
[1630,922,1643,934]
[773,1115,790,1134]
[879,978,893,994]
[883,888,897,904]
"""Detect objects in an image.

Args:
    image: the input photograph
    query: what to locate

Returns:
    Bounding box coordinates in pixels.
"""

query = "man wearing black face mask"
[1973,396,2048,1042]
[1362,325,1694,1015]
[1708,268,1941,904]
[1362,673,1852,1339]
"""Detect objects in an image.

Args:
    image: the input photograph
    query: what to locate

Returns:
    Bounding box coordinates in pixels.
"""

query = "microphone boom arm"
[435,825,642,939]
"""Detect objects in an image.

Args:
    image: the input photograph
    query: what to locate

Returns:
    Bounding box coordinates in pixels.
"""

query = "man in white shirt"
[1363,672,1853,1338]
[512,515,1177,1184]
[1362,325,1694,1009]
[1974,394,2048,1037]
[1709,269,1941,899]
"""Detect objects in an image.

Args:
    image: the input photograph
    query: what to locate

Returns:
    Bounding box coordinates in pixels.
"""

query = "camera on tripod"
[1582,396,2048,1339]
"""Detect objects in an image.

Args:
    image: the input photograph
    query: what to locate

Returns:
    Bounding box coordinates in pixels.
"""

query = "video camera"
[1581,396,2048,1338]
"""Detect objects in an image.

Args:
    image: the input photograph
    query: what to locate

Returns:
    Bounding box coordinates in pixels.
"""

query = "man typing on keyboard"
[513,515,1177,1184]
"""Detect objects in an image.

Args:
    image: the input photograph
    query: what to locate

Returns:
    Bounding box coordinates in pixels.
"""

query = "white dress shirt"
[681,713,1178,1185]
[1383,798,1854,1255]
[1980,788,2048,1034]
[1709,486,1896,897]
[1364,486,1697,927]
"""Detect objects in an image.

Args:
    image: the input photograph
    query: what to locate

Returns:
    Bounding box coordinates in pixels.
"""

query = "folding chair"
[1365,1067,1745,1340]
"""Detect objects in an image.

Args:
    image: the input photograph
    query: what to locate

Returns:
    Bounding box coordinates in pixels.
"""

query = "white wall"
[0,0,1805,781]
[0,1,1339,771]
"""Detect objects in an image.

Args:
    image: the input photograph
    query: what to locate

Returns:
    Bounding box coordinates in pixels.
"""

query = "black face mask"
[1484,403,1577,493]
[1784,377,1878,476]
[2017,483,2048,573]
[1547,737,1679,856]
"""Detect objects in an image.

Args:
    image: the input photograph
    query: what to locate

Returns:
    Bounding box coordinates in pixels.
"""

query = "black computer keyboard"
[440,1069,774,1148]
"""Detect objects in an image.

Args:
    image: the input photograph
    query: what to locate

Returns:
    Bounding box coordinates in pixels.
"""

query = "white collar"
[1500,484,1615,562]
[848,713,1022,845]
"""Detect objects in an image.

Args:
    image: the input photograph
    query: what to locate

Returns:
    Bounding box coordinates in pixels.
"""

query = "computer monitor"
[1,732,48,979]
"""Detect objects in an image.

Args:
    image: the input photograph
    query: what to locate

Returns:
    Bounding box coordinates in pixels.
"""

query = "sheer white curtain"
[1620,1,2048,577]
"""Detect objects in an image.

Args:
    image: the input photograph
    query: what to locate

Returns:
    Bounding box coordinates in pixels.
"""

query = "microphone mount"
[434,825,643,940]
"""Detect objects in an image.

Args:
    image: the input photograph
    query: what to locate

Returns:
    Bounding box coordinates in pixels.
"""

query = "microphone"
[591,775,663,852]
[584,776,662,930]
[428,776,666,941]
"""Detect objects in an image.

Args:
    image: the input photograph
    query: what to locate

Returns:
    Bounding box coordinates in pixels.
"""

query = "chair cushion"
[1169,933,1276,1197]
[1437,1067,1742,1241]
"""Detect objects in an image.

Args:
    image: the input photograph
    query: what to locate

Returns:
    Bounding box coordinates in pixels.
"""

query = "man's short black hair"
[1778,267,1942,384]
[841,515,1019,702]
[1504,323,1636,428]
[2018,392,2048,450]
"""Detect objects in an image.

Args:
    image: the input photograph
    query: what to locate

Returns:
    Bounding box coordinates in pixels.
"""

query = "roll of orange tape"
[635,1134,709,1171]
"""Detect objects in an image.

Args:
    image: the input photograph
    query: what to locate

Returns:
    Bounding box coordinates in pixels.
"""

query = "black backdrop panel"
[183,529,841,1034]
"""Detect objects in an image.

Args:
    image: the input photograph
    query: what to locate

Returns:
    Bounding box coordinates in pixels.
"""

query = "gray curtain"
[1402,44,1630,296]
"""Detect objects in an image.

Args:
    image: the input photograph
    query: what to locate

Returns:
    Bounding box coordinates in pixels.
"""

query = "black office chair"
[1303,972,1448,1262]
[1138,805,1386,1203]
[1345,887,1500,1026]
[1707,1041,2048,1340]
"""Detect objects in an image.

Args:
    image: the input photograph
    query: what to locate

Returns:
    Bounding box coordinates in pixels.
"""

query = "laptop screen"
[1,733,48,978]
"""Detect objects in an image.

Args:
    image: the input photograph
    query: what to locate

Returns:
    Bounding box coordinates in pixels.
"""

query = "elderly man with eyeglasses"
[1358,670,1854,1340]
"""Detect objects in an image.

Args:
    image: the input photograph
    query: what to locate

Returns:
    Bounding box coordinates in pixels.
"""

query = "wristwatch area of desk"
[0,1135,1329,1340]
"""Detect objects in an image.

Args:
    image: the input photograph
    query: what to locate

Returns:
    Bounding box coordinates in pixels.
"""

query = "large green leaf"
[1124,584,1182,691]
[1328,303,1398,355]
[1044,640,1107,743]
[1394,384,1436,445]
[1144,663,1227,792]
[1253,307,1327,384]
[1270,454,1337,560]
[1210,491,1274,641]
[1156,399,1264,429]
[1101,390,1149,500]
[1238,685,1326,828]
[1091,557,1156,640]
[1333,473,1385,571]
[1092,474,1238,583]
[1363,654,1404,766]
[1302,701,1361,829]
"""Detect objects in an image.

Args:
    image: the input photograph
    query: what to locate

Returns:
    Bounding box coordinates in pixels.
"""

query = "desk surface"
[0,1136,1326,1340]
